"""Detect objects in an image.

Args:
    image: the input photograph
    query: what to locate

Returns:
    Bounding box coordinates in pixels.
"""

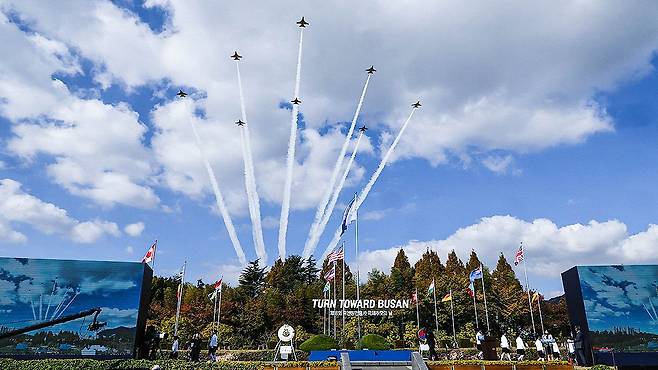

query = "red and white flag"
[141,241,157,264]
[411,291,418,304]
[328,246,344,263]
[213,278,223,292]
[514,244,524,266]
[324,265,336,282]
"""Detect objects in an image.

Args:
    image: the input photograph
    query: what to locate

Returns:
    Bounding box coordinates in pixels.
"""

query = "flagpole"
[472,283,479,330]
[355,193,361,341]
[342,243,346,341]
[212,290,218,331]
[450,288,456,347]
[333,260,337,339]
[174,261,186,337]
[415,287,420,331]
[217,285,223,329]
[521,242,537,335]
[323,290,327,335]
[537,293,545,333]
[432,278,439,333]
[480,264,490,333]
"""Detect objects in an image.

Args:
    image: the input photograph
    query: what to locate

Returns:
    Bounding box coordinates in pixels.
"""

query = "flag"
[469,267,483,282]
[442,292,452,302]
[328,246,344,263]
[323,281,330,293]
[340,196,357,236]
[532,291,542,303]
[208,289,218,301]
[466,283,475,298]
[175,264,185,280]
[177,284,183,301]
[213,279,223,292]
[514,244,525,266]
[411,291,418,304]
[141,241,157,264]
[427,280,435,295]
[324,266,336,282]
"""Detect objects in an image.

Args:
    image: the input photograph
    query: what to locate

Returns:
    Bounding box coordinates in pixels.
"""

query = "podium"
[481,336,498,360]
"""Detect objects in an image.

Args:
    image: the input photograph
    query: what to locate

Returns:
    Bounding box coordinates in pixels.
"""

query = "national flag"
[514,244,525,266]
[469,267,483,282]
[213,279,223,292]
[427,280,435,296]
[175,264,185,280]
[466,283,475,298]
[323,281,330,294]
[324,266,336,282]
[441,292,452,302]
[177,284,183,301]
[208,289,218,301]
[141,241,157,264]
[411,291,418,304]
[340,196,357,237]
[328,246,344,263]
[532,291,542,303]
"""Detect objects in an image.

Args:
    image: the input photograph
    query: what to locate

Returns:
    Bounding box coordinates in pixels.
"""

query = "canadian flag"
[141,241,157,264]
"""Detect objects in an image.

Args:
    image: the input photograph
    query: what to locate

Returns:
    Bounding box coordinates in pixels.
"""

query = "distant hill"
[97,326,135,340]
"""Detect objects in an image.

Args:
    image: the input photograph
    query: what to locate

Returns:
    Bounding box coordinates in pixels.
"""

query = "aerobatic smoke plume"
[278,24,305,260]
[189,120,247,265]
[303,74,372,257]
[303,132,365,259]
[321,106,418,259]
[235,60,267,263]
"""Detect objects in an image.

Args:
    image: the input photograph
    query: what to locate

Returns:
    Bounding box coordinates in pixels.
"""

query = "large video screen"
[0,257,148,357]
[578,265,658,352]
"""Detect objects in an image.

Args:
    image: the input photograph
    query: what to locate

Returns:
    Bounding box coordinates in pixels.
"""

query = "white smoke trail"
[189,119,247,265]
[303,75,372,257]
[278,27,305,260]
[236,61,267,263]
[321,107,418,259]
[303,132,364,259]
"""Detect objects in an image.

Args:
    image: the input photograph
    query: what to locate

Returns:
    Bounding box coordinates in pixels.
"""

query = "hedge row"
[0,359,339,370]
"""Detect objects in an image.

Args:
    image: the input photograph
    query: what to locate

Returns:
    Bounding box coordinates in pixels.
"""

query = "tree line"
[147,249,570,348]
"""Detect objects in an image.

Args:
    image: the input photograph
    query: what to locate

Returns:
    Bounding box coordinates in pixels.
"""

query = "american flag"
[141,240,157,264]
[514,243,525,266]
[328,246,344,262]
[324,265,336,282]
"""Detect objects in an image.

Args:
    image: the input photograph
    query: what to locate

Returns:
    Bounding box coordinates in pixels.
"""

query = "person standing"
[426,329,437,360]
[475,328,485,359]
[515,332,526,361]
[500,331,511,361]
[190,333,201,362]
[574,326,586,366]
[535,336,545,361]
[170,335,179,359]
[208,331,219,362]
[567,335,576,364]
[542,330,554,360]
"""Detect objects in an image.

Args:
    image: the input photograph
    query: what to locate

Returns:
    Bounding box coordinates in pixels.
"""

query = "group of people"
[474,326,586,364]
[169,331,219,362]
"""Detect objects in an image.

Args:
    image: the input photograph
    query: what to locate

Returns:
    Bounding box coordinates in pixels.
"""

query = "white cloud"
[125,245,134,254]
[124,222,145,237]
[1,0,657,217]
[482,155,515,174]
[358,215,658,285]
[0,178,120,243]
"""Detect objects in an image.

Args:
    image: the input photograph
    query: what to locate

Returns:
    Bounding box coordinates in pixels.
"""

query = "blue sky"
[2,1,658,299]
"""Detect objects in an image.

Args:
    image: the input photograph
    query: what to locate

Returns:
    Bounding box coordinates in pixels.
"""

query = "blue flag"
[340,196,357,237]
[469,267,483,282]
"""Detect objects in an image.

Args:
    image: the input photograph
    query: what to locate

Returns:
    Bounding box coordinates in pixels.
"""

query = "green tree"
[239,259,266,298]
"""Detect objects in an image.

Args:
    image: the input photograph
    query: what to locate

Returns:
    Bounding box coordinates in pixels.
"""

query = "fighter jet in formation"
[235,120,245,126]
[176,90,187,98]
[366,66,376,74]
[412,101,422,108]
[291,98,301,105]
[359,125,368,132]
[231,51,242,61]
[297,17,309,28]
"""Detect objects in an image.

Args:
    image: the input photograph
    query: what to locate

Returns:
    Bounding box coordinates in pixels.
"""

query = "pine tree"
[489,253,526,333]
[390,249,414,299]
[303,256,320,284]
[413,248,444,289]
[239,259,266,298]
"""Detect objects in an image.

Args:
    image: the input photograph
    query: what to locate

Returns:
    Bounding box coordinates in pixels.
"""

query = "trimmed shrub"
[299,334,339,351]
[358,334,391,350]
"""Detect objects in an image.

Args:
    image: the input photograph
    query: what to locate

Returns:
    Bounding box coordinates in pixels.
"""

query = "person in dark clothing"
[574,326,586,366]
[189,333,201,362]
[426,329,437,360]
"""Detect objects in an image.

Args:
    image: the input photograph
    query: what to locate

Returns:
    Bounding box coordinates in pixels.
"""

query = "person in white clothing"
[552,341,561,360]
[209,332,219,362]
[515,333,526,361]
[500,332,511,361]
[170,335,179,359]
[475,329,485,359]
[535,336,545,361]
